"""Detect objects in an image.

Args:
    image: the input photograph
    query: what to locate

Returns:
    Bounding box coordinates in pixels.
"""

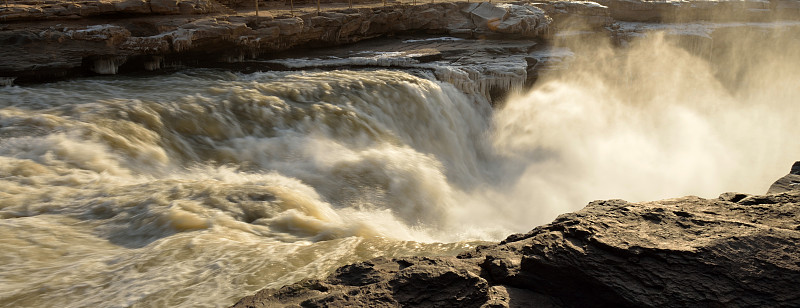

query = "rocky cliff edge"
[3,0,800,84]
[233,162,800,307]
[1,1,553,83]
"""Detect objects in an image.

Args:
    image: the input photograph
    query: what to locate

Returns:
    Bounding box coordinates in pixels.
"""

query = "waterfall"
[1,26,799,308]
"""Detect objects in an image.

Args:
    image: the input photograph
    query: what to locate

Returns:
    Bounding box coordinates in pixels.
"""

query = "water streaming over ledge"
[0,70,501,307]
[1,28,799,307]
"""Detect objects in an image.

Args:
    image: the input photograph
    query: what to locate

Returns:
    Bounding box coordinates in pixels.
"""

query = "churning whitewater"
[2,32,799,307]
[0,70,500,307]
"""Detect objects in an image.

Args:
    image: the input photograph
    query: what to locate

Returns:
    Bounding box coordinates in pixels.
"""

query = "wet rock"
[234,164,800,307]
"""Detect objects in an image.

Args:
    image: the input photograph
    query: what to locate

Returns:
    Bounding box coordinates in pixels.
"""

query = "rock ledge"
[234,163,800,307]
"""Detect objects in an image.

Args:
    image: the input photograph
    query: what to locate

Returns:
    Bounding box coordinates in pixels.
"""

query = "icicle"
[91,56,127,75]
[143,56,163,71]
[433,62,527,104]
[0,77,15,86]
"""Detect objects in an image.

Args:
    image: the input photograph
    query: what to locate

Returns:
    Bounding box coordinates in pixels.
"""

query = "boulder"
[113,0,151,14]
[465,2,509,33]
[465,2,551,38]
[266,17,304,36]
[491,4,550,37]
[531,1,613,30]
[150,0,181,14]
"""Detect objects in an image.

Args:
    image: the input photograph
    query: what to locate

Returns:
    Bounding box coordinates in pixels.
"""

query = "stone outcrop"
[0,0,223,21]
[3,0,800,83]
[0,2,551,83]
[468,2,550,36]
[233,163,800,307]
[531,1,613,30]
[768,161,800,194]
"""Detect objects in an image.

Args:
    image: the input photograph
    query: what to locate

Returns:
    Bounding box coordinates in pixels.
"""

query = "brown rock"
[0,2,554,81]
[768,161,800,194]
[232,257,490,308]
[532,1,613,30]
[233,172,800,307]
[266,17,304,36]
[150,0,181,14]
[114,0,151,14]
[464,2,551,38]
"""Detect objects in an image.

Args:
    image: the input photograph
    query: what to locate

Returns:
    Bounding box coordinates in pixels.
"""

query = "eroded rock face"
[485,194,800,307]
[768,161,800,194]
[0,0,218,21]
[531,1,613,30]
[233,257,490,307]
[0,2,551,83]
[234,169,800,307]
[3,0,800,83]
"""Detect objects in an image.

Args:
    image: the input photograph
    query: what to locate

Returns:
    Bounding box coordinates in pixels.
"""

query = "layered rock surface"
[769,161,800,194]
[0,1,552,83]
[3,0,800,84]
[233,165,800,307]
[0,0,225,21]
[259,37,553,103]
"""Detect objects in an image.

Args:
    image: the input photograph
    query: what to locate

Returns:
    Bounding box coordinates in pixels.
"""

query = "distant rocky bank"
[233,162,800,307]
[2,0,800,85]
[3,0,553,84]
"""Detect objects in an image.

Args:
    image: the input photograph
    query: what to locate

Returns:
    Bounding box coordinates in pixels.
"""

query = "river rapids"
[1,30,799,307]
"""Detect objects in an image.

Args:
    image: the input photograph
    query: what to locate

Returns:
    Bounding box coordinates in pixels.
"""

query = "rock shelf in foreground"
[233,162,800,307]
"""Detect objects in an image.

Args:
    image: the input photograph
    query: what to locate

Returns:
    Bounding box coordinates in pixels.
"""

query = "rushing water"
[0,70,499,307]
[1,28,799,307]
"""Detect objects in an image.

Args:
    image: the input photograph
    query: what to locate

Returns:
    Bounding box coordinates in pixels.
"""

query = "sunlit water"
[1,28,798,307]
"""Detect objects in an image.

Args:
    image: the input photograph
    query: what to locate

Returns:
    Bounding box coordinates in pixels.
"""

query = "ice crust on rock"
[433,64,526,102]
[465,2,552,37]
[2,2,555,82]
[91,57,128,74]
[265,48,529,104]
